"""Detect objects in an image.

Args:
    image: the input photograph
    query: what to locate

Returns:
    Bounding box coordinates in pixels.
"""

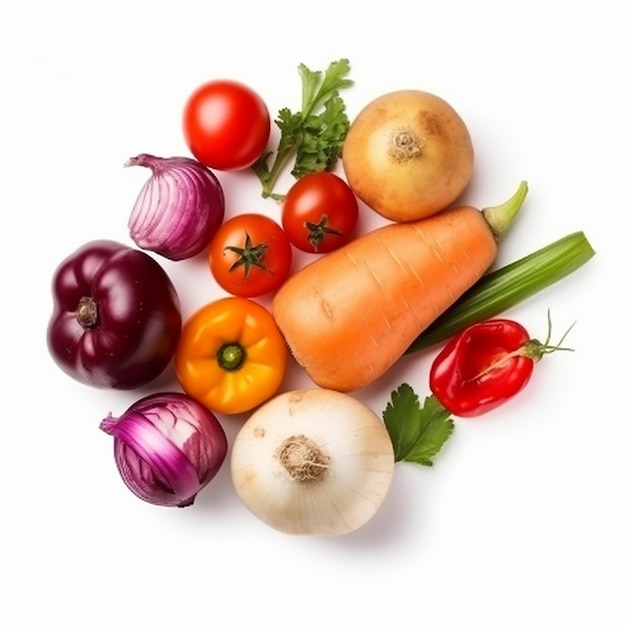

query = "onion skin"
[100,392,227,507]
[230,389,395,536]
[126,154,225,261]
[342,90,474,222]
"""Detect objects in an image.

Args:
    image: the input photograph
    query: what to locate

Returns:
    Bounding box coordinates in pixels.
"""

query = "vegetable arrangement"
[46,58,596,536]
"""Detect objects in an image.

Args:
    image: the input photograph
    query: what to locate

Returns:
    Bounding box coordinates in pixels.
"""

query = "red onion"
[126,154,225,261]
[100,392,227,507]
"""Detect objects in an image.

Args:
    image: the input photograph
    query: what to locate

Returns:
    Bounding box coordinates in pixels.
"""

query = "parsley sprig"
[383,383,455,466]
[252,58,353,200]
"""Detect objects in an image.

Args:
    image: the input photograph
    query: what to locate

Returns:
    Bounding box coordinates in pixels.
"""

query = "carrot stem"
[405,231,595,354]
[482,180,529,240]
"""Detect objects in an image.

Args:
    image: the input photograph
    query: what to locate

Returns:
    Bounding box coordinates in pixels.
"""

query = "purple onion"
[126,154,225,261]
[100,392,227,507]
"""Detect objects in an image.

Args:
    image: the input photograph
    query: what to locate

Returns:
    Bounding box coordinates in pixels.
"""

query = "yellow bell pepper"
[174,297,288,415]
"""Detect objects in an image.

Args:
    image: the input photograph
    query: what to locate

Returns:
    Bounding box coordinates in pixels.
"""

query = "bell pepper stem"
[217,342,246,371]
[76,296,98,328]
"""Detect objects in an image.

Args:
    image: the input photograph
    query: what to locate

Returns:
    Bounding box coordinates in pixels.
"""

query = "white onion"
[230,388,395,536]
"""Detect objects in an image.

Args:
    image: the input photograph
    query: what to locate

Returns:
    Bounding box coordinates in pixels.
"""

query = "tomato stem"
[306,216,342,251]
[225,232,271,278]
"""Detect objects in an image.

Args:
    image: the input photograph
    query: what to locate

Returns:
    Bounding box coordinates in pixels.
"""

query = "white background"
[1,1,624,624]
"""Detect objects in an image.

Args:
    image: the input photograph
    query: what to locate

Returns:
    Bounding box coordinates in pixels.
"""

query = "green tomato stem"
[405,231,595,354]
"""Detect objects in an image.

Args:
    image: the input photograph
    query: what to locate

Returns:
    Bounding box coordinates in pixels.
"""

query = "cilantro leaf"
[382,383,455,466]
[252,58,353,200]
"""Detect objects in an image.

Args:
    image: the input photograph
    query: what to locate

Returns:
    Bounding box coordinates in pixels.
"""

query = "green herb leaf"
[275,108,302,155]
[292,95,350,179]
[382,383,454,466]
[299,58,353,117]
[252,58,353,200]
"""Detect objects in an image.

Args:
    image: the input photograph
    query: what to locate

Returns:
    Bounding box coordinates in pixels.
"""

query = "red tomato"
[281,172,359,253]
[208,214,292,297]
[182,80,270,171]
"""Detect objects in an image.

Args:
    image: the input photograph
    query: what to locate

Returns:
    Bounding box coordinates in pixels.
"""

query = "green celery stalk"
[405,231,596,354]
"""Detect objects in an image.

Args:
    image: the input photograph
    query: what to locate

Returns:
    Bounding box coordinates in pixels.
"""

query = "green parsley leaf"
[382,383,455,466]
[252,58,353,200]
[299,58,353,117]
[292,95,350,179]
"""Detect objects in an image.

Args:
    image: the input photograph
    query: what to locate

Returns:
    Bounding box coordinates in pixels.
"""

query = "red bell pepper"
[429,315,573,417]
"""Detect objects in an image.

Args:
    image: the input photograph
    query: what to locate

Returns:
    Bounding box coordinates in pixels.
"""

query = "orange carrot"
[272,182,528,392]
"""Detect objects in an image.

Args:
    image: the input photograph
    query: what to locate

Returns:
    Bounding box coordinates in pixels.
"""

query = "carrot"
[272,182,528,392]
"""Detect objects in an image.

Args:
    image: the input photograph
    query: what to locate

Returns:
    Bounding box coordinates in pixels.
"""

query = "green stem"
[482,180,529,240]
[217,343,246,371]
[260,148,296,199]
[469,318,575,382]
[405,231,595,354]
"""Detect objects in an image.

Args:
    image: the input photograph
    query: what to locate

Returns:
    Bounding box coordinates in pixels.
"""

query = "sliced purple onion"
[100,392,227,507]
[126,154,225,261]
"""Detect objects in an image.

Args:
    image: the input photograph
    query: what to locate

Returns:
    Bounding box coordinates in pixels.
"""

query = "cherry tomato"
[208,214,292,297]
[182,80,270,171]
[429,317,572,417]
[281,172,359,253]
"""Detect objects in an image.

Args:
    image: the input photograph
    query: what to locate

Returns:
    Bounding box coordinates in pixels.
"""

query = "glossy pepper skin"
[174,297,288,415]
[47,240,182,389]
[429,319,538,417]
